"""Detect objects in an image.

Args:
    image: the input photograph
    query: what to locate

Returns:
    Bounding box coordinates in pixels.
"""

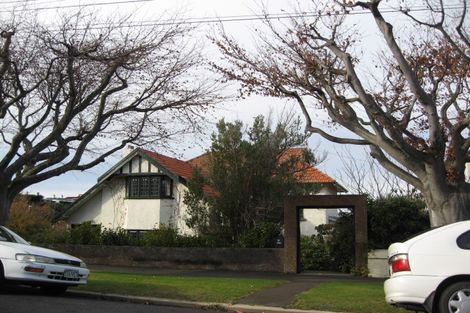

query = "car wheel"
[438,281,470,313]
[40,286,68,295]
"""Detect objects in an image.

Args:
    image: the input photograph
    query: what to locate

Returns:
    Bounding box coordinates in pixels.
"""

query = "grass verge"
[78,271,286,303]
[290,282,408,313]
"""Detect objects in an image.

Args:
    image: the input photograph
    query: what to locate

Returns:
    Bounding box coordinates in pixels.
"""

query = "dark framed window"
[127,175,173,199]
[457,230,470,250]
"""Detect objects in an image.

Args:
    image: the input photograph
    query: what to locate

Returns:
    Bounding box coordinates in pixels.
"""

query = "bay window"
[127,175,172,199]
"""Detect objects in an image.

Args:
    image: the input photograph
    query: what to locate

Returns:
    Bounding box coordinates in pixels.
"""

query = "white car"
[0,225,89,294]
[384,220,470,313]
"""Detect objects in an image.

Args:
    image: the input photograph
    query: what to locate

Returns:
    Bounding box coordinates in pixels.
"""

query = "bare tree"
[214,0,470,226]
[335,147,418,198]
[0,11,218,225]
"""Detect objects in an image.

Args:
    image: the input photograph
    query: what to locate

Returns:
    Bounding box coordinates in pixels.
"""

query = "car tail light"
[389,254,411,274]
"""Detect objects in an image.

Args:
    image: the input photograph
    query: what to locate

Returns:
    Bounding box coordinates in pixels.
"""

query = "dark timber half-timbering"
[283,195,368,273]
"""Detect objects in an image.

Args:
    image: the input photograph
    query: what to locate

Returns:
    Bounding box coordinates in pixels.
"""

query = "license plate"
[63,270,79,279]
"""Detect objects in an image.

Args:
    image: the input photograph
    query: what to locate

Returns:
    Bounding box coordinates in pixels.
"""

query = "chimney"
[123,145,135,157]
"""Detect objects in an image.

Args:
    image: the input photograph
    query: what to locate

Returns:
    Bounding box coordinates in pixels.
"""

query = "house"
[63,146,346,235]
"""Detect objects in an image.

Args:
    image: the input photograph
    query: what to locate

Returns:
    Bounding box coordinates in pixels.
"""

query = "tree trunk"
[424,188,470,227]
[0,188,13,225]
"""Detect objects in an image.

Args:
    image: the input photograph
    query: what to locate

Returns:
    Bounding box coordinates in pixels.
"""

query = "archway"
[283,195,368,273]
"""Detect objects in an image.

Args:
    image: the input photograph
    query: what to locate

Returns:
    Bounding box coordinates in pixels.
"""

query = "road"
[0,286,223,313]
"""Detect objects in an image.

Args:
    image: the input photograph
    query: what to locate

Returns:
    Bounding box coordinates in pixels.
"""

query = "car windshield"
[0,226,30,245]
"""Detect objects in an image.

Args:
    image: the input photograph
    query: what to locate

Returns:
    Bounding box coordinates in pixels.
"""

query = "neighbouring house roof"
[279,147,339,185]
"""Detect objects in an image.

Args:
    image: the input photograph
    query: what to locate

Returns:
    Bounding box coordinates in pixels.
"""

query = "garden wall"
[367,249,389,278]
[48,244,284,272]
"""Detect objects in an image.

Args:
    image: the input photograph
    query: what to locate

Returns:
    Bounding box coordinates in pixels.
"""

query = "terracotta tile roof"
[143,147,340,195]
[278,147,336,184]
[143,150,194,180]
[144,150,217,197]
[187,152,210,176]
[294,166,337,184]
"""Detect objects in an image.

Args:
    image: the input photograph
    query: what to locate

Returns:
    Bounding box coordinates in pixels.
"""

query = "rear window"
[457,230,470,250]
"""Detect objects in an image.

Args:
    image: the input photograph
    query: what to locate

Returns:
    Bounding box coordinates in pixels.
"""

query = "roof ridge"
[144,148,341,186]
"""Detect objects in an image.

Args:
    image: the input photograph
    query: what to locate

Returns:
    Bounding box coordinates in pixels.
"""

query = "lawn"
[80,272,409,312]
[78,271,286,303]
[290,282,408,313]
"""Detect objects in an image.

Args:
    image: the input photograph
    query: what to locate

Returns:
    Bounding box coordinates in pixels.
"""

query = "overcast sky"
[0,0,407,197]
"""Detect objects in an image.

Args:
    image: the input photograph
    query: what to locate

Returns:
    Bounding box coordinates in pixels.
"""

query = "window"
[127,176,172,199]
[0,227,14,242]
[457,230,470,250]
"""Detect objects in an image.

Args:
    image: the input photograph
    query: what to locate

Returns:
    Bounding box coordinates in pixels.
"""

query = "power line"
[0,1,464,29]
[0,0,156,12]
[1,0,62,5]
[13,5,466,30]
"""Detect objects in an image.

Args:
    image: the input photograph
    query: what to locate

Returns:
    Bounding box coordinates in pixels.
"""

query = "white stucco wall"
[172,183,195,236]
[67,191,103,225]
[299,184,341,236]
[67,179,191,233]
[66,154,191,233]
[124,199,160,230]
[67,178,127,229]
[300,208,340,236]
[100,179,127,229]
[317,184,338,195]
[368,249,390,278]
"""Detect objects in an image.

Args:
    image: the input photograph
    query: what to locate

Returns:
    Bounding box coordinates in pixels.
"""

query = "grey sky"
[0,0,417,197]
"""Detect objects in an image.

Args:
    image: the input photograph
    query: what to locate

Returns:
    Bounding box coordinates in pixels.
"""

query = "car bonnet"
[1,242,82,262]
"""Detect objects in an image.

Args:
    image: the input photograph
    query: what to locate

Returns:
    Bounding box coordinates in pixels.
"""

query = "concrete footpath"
[70,265,384,313]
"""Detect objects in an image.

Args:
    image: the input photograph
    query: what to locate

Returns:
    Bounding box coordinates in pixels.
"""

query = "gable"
[96,148,185,184]
[62,149,188,220]
[117,154,162,175]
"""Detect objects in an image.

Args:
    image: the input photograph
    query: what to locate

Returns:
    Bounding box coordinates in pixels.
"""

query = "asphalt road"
[0,285,223,313]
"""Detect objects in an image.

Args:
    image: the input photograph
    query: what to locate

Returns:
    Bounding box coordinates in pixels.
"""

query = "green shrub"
[69,221,101,245]
[239,222,281,248]
[38,222,71,244]
[142,224,178,246]
[328,212,355,273]
[351,266,369,277]
[173,234,219,247]
[368,196,429,249]
[100,227,136,246]
[300,234,333,271]
[307,195,431,273]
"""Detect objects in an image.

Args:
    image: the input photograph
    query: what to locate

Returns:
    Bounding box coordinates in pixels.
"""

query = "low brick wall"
[48,244,284,272]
